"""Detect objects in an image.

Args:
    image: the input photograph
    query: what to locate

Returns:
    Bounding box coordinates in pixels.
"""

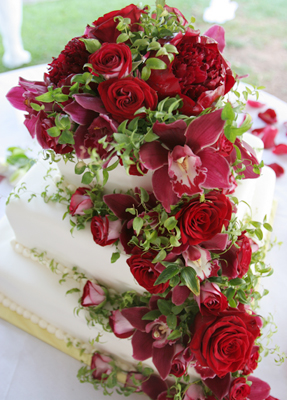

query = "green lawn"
[1,0,286,99]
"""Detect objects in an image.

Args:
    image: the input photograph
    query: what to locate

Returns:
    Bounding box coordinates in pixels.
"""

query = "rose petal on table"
[0,175,5,183]
[266,163,285,177]
[251,126,278,149]
[284,121,287,134]
[272,143,287,155]
[247,100,265,108]
[258,108,277,124]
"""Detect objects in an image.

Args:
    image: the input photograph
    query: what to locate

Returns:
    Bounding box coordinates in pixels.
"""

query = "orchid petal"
[204,25,226,53]
[121,307,150,332]
[73,93,106,113]
[172,285,191,306]
[139,142,168,170]
[64,101,95,125]
[109,310,135,339]
[185,109,225,153]
[6,86,26,111]
[201,233,228,251]
[103,193,140,220]
[198,148,231,189]
[152,345,175,380]
[152,165,179,212]
[141,375,167,400]
[131,330,153,360]
[204,373,231,400]
[152,120,187,149]
[74,125,90,158]
[248,376,271,400]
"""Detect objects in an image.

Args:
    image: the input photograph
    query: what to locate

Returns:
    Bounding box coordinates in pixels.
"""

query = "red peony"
[190,309,261,377]
[221,232,252,279]
[90,215,121,246]
[48,37,90,86]
[229,377,251,400]
[98,76,158,123]
[127,253,169,294]
[69,187,93,216]
[90,4,143,43]
[89,42,132,79]
[175,191,232,246]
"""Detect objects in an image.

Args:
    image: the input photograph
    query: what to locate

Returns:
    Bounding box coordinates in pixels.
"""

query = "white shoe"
[2,49,31,69]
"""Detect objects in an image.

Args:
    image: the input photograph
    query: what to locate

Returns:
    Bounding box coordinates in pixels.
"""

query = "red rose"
[242,345,260,375]
[109,309,135,338]
[229,377,251,400]
[221,232,252,279]
[81,280,106,307]
[48,37,90,86]
[127,253,169,294]
[90,215,121,246]
[89,43,132,79]
[69,187,93,216]
[90,4,143,43]
[98,77,158,123]
[195,281,228,315]
[90,353,113,380]
[175,191,232,246]
[190,310,260,377]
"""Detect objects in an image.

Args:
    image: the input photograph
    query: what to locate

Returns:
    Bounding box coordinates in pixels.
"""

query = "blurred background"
[0,0,286,101]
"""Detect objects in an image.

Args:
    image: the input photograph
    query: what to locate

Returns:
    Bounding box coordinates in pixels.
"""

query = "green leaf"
[102,169,109,186]
[58,130,75,145]
[263,222,273,232]
[116,33,129,43]
[146,57,167,70]
[142,309,161,320]
[144,129,159,143]
[154,264,180,285]
[35,91,54,103]
[166,314,177,330]
[30,102,42,111]
[172,304,185,315]
[180,267,200,296]
[164,44,178,54]
[167,329,182,340]
[250,221,261,228]
[164,216,177,231]
[157,299,172,316]
[133,39,149,47]
[113,133,129,144]
[56,114,71,130]
[226,287,236,304]
[147,41,161,51]
[152,249,166,263]
[222,102,235,120]
[47,126,61,138]
[255,228,263,241]
[66,288,81,295]
[53,93,69,102]
[140,187,149,203]
[133,216,143,236]
[229,278,245,286]
[80,38,101,53]
[81,171,94,185]
[111,252,120,263]
[75,161,86,175]
[141,66,151,81]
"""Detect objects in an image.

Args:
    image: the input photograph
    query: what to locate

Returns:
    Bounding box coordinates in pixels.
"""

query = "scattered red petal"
[267,163,284,177]
[258,108,277,124]
[0,175,5,183]
[284,121,287,135]
[247,100,265,108]
[272,143,287,155]
[251,126,278,149]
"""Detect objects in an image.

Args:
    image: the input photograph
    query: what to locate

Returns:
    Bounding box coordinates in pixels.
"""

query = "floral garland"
[7,1,280,399]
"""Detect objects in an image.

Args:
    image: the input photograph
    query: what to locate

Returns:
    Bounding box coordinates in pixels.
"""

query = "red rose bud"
[89,43,132,79]
[98,76,157,123]
[170,345,187,378]
[183,384,206,400]
[220,232,252,279]
[242,345,260,375]
[81,280,107,307]
[190,310,260,378]
[229,377,251,400]
[175,191,232,246]
[127,253,169,294]
[124,372,145,392]
[91,215,121,246]
[48,37,90,86]
[109,310,135,339]
[90,353,113,381]
[258,108,277,124]
[69,187,93,216]
[195,281,228,315]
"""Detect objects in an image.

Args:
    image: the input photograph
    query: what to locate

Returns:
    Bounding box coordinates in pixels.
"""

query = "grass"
[0,0,286,99]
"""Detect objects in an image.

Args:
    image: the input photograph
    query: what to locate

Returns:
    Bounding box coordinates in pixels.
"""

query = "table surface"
[0,64,287,400]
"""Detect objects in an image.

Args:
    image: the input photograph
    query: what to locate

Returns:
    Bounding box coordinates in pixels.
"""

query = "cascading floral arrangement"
[7,1,280,399]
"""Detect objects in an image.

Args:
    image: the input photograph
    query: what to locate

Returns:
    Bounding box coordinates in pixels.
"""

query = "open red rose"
[90,4,143,43]
[89,43,132,79]
[229,377,251,400]
[98,76,157,123]
[175,191,232,246]
[127,253,169,294]
[81,280,106,307]
[190,310,260,377]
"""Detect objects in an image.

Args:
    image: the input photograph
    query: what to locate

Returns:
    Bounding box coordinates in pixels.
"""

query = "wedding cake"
[0,2,279,399]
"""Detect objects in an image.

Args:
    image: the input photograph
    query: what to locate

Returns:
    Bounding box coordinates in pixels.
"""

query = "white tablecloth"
[0,65,286,399]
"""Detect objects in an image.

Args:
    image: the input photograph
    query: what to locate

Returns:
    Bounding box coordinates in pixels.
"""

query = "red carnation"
[48,37,90,86]
[98,77,158,123]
